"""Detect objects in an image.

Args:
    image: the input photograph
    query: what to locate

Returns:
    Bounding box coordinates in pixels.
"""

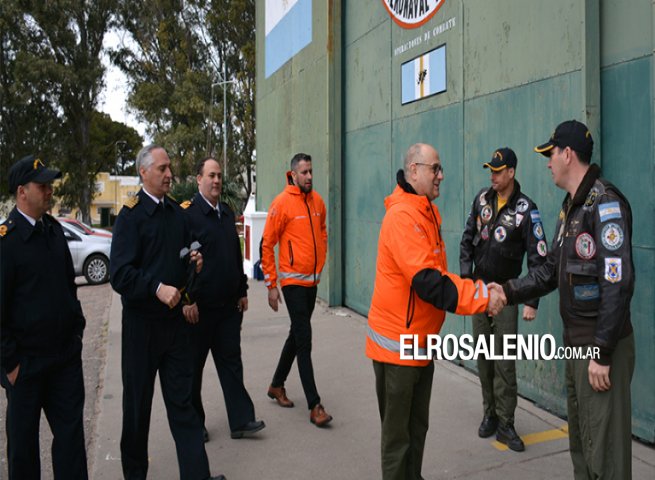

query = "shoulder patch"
[0,220,15,238]
[598,201,621,222]
[124,196,140,209]
[180,200,193,210]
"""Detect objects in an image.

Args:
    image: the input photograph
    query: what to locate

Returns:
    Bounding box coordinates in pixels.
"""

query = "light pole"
[207,62,236,174]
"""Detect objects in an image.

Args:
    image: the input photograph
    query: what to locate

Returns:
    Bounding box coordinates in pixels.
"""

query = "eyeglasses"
[414,162,443,175]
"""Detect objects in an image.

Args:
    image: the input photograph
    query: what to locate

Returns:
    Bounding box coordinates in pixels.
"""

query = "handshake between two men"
[485,282,537,321]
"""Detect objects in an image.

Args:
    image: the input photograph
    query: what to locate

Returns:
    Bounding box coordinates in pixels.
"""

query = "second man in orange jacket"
[261,153,332,427]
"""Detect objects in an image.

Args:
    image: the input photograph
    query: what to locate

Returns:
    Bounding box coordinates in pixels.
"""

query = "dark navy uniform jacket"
[0,209,85,373]
[505,165,634,365]
[182,192,247,309]
[110,189,192,319]
[460,181,547,308]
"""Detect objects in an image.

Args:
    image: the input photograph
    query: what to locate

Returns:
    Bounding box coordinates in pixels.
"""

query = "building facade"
[256,0,654,441]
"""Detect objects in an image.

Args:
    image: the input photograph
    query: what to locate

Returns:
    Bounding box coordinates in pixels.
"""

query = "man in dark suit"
[1,155,88,479]
[110,144,225,480]
[182,157,264,441]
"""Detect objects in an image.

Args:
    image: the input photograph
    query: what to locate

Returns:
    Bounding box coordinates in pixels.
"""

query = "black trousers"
[120,311,210,480]
[271,285,321,410]
[1,337,88,480]
[191,303,255,432]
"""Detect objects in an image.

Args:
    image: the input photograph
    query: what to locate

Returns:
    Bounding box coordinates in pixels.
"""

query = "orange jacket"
[367,182,490,367]
[261,172,327,289]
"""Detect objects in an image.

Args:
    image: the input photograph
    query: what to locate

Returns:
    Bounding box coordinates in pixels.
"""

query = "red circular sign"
[381,0,446,29]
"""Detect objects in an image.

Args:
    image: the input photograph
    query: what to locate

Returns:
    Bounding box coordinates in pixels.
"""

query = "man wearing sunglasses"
[460,147,547,452]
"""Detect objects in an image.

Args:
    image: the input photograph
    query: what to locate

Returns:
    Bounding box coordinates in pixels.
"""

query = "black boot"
[478,415,498,438]
[496,422,525,452]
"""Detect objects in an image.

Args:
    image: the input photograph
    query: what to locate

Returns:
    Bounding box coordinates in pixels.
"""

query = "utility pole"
[207,62,236,174]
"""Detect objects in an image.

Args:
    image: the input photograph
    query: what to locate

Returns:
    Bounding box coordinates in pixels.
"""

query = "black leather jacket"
[504,164,634,365]
[460,181,547,308]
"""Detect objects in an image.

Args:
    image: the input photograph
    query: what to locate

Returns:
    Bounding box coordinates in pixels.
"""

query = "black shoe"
[230,420,266,439]
[496,423,525,452]
[203,426,209,443]
[478,415,498,438]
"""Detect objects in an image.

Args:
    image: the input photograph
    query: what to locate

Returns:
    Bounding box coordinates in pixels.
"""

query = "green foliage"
[0,0,120,223]
[111,0,255,195]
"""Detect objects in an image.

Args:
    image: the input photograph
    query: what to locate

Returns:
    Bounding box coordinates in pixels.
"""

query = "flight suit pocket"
[566,260,599,315]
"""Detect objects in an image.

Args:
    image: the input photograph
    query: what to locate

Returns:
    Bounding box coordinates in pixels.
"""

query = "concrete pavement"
[92,281,655,479]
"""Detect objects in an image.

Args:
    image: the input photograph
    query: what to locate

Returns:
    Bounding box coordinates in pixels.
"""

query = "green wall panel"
[344,22,392,131]
[601,56,654,246]
[463,0,582,99]
[601,56,655,442]
[600,0,652,67]
[343,124,392,315]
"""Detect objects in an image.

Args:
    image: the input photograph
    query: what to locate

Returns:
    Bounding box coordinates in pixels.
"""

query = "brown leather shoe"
[267,385,294,408]
[310,404,333,427]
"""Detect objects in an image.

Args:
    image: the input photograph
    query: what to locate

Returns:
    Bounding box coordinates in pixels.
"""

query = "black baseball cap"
[535,120,594,157]
[483,147,517,172]
[8,154,61,194]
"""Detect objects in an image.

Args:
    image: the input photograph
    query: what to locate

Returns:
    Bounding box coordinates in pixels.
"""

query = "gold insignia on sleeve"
[180,200,192,209]
[124,196,140,209]
[0,225,7,237]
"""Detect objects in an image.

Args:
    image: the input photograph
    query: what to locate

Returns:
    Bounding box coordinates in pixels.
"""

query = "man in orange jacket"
[261,153,332,427]
[367,143,503,480]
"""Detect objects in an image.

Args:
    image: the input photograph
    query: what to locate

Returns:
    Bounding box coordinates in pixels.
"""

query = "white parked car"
[60,221,111,284]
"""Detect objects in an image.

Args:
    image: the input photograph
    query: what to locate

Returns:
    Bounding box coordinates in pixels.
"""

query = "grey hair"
[403,144,424,176]
[136,144,164,179]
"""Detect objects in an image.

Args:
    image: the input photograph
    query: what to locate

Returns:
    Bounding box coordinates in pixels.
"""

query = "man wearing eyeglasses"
[367,143,504,480]
[459,147,547,452]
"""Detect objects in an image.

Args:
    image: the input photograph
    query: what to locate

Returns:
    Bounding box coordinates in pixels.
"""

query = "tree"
[111,0,255,211]
[56,111,142,210]
[0,0,65,198]
[205,0,256,201]
[0,0,118,223]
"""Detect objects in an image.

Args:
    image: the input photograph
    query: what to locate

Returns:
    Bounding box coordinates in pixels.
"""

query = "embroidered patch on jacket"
[533,223,544,240]
[573,284,600,301]
[537,240,548,257]
[601,223,623,251]
[516,198,529,213]
[515,213,524,227]
[481,225,489,240]
[481,205,492,223]
[583,188,599,210]
[604,258,622,283]
[598,201,622,222]
[479,191,487,206]
[575,233,596,259]
[501,214,513,227]
[530,209,541,224]
[494,226,507,242]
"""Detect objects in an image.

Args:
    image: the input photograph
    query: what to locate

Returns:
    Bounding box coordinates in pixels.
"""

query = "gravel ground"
[0,279,112,479]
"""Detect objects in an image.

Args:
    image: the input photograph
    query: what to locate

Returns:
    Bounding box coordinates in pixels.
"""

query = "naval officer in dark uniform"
[182,157,264,441]
[109,145,225,480]
[1,155,88,479]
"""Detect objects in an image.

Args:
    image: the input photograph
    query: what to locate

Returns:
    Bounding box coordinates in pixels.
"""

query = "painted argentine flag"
[401,45,446,105]
[265,0,312,78]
